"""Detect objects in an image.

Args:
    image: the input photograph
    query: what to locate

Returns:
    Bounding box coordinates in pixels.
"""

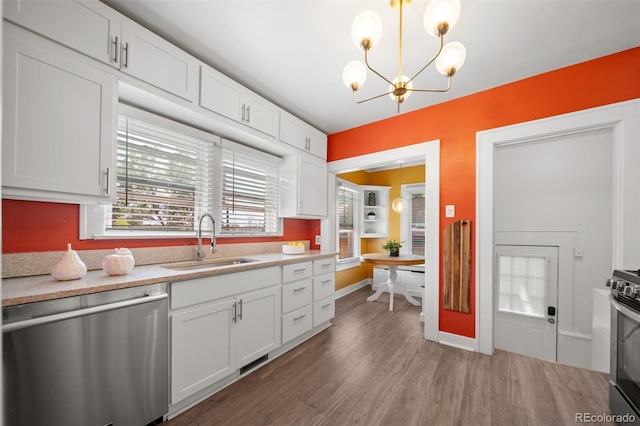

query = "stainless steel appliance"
[3,283,168,426]
[608,270,640,424]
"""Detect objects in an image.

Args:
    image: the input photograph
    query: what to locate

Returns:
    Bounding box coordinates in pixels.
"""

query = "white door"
[494,244,558,361]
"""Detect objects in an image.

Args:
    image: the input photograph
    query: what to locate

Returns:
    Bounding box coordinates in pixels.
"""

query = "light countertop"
[2,250,336,307]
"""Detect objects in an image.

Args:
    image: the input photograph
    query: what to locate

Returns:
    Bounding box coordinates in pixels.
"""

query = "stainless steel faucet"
[196,213,216,261]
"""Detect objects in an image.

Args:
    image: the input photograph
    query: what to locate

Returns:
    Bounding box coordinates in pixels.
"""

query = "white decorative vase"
[52,243,87,281]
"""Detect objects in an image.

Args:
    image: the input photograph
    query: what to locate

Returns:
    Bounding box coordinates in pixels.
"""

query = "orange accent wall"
[328,48,640,338]
[2,199,321,253]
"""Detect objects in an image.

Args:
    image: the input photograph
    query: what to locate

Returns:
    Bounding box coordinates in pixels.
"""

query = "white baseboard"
[334,279,370,299]
[438,331,476,352]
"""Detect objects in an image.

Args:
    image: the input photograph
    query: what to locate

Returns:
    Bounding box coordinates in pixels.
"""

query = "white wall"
[494,127,613,368]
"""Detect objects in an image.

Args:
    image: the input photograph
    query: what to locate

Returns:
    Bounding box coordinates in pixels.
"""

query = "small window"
[220,140,282,236]
[337,180,361,263]
[400,184,426,256]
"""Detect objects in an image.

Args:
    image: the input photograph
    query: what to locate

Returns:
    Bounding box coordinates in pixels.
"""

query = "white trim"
[334,279,370,300]
[438,331,476,352]
[476,99,640,356]
[326,140,440,342]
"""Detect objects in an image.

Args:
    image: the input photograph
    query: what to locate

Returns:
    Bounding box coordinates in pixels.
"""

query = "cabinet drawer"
[282,305,312,344]
[313,258,335,275]
[313,274,335,302]
[171,266,279,310]
[282,278,312,314]
[313,298,335,327]
[282,262,312,283]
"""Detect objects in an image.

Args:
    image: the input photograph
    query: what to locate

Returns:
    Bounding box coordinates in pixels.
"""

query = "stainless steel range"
[608,269,640,424]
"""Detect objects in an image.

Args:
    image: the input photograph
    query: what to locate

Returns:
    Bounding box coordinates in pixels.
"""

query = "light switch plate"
[445,205,455,218]
[315,235,321,245]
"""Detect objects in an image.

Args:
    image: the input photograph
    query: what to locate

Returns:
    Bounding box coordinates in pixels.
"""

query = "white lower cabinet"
[171,298,237,404]
[282,305,313,344]
[170,267,280,405]
[312,258,336,327]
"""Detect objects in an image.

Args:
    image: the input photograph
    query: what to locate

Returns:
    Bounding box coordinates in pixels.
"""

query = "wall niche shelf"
[361,185,390,238]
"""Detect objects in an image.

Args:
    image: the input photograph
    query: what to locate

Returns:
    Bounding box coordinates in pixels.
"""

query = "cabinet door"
[298,156,328,217]
[171,299,237,404]
[120,18,198,102]
[237,287,281,367]
[244,92,279,137]
[279,111,327,159]
[4,0,121,67]
[200,65,243,122]
[2,24,117,202]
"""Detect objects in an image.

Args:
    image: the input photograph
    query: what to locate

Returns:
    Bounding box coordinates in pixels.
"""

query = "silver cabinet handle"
[293,287,306,293]
[294,268,306,274]
[3,293,167,333]
[105,168,111,195]
[122,42,129,68]
[322,303,332,309]
[232,302,237,323]
[112,36,118,63]
[241,104,246,122]
[246,105,251,123]
[293,314,306,321]
[238,299,243,320]
[322,279,331,284]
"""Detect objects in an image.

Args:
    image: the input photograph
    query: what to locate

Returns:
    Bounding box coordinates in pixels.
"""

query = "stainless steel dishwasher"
[3,283,168,426]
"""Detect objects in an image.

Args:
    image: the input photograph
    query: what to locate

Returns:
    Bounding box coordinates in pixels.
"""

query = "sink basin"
[162,258,258,271]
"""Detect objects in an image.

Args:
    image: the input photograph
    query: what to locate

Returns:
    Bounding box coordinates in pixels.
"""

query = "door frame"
[476,99,640,355]
[324,140,440,341]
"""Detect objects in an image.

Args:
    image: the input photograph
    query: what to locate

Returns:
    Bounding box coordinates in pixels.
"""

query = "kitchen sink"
[162,257,259,271]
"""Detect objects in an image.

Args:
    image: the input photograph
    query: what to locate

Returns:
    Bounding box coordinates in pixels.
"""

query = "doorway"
[494,244,558,361]
[476,99,640,359]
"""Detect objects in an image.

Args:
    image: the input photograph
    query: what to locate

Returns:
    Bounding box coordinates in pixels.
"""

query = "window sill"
[337,258,361,272]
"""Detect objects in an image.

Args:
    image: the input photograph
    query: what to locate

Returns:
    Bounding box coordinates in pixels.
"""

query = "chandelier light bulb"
[424,0,461,37]
[392,197,407,213]
[388,75,413,103]
[436,41,466,76]
[351,10,382,51]
[342,61,367,91]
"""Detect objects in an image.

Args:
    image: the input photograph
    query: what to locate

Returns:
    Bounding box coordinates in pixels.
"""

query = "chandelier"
[342,0,466,113]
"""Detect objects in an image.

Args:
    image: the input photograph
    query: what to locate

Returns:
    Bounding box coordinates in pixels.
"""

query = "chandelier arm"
[352,89,396,104]
[406,76,452,93]
[364,48,395,86]
[406,33,445,86]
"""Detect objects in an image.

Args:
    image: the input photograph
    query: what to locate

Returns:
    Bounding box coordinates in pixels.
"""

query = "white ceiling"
[103,0,640,135]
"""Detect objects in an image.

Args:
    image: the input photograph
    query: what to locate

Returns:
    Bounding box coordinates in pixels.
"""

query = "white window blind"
[109,113,220,232]
[337,181,361,263]
[400,185,426,256]
[221,140,282,235]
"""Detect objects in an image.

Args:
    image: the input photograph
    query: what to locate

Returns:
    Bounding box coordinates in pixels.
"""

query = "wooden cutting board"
[443,219,471,313]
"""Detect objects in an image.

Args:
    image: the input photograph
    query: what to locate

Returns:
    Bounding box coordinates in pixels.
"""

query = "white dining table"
[360,253,425,311]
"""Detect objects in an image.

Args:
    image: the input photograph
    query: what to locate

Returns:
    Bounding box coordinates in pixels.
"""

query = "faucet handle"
[194,246,206,261]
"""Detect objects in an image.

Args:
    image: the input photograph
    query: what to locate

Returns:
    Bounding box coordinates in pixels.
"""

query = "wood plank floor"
[165,287,614,426]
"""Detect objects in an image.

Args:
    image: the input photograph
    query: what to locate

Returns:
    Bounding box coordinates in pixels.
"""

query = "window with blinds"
[337,181,361,263]
[220,140,282,236]
[400,185,426,256]
[108,114,220,232]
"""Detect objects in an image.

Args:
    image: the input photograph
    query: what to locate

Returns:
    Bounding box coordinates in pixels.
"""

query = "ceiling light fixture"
[342,0,466,113]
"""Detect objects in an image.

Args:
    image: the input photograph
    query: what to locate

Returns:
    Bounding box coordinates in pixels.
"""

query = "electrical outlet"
[574,246,584,257]
[315,235,321,245]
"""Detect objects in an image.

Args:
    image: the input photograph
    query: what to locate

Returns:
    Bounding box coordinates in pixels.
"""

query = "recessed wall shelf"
[361,185,390,238]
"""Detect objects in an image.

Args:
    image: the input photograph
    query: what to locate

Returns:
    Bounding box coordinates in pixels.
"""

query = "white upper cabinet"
[280,153,328,218]
[4,0,121,67]
[2,23,117,203]
[200,65,279,137]
[5,0,199,102]
[279,110,327,159]
[119,19,199,102]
